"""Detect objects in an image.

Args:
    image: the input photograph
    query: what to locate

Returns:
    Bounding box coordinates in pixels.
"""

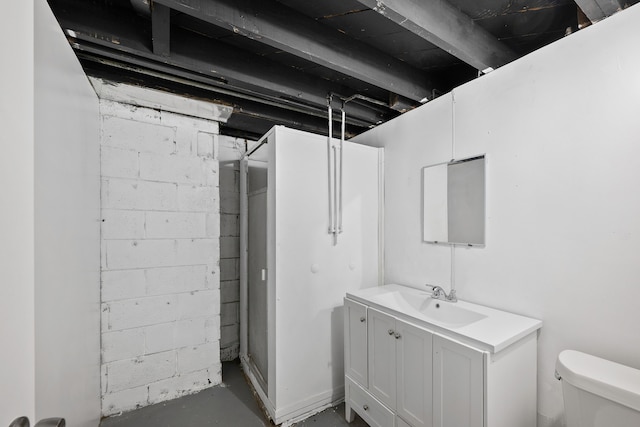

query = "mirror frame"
[422,154,486,247]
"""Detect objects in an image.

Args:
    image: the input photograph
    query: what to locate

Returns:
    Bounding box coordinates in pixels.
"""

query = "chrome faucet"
[427,285,458,303]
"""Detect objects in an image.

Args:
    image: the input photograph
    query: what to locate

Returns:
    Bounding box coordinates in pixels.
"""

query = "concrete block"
[219,163,239,191]
[220,280,240,304]
[102,116,176,154]
[205,316,221,343]
[177,184,217,212]
[203,158,219,187]
[102,269,146,302]
[145,211,207,239]
[218,136,245,161]
[104,295,178,331]
[205,264,220,290]
[219,258,239,281]
[102,209,145,240]
[212,134,219,160]
[220,190,239,214]
[220,344,239,362]
[101,385,149,417]
[220,214,238,237]
[147,368,216,405]
[101,362,108,395]
[100,100,162,124]
[145,265,208,296]
[177,290,219,319]
[101,303,110,333]
[174,127,196,155]
[102,329,145,363]
[144,318,207,354]
[159,110,219,134]
[105,239,176,270]
[175,238,218,266]
[177,342,220,374]
[103,178,177,211]
[205,212,221,238]
[220,324,239,347]
[197,132,215,158]
[106,351,176,392]
[101,238,108,271]
[101,146,139,179]
[220,302,238,326]
[220,236,240,259]
[139,152,207,185]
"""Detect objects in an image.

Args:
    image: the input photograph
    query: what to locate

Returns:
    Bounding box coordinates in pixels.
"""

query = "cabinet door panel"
[433,335,485,427]
[344,298,368,386]
[396,320,433,427]
[368,308,396,409]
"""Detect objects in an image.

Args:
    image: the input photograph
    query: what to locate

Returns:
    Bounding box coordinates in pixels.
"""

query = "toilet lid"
[556,350,640,412]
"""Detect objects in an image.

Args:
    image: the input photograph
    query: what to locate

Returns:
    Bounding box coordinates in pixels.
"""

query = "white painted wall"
[97,89,223,416]
[266,127,381,422]
[354,5,640,426]
[0,2,36,424]
[1,3,102,425]
[33,2,102,425]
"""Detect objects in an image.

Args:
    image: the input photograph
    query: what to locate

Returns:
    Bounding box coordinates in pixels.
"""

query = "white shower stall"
[239,125,382,424]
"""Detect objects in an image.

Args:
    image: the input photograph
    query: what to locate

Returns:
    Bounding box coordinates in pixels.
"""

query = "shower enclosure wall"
[240,126,382,424]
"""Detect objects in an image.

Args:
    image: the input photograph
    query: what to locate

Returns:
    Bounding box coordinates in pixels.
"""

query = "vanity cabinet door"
[396,320,433,427]
[368,308,397,409]
[433,335,486,427]
[344,298,368,387]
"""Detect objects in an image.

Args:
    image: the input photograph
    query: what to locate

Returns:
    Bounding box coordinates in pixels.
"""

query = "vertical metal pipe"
[333,145,338,244]
[327,95,334,235]
[339,107,345,234]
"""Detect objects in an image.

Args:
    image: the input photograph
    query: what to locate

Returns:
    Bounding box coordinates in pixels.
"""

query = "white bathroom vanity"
[344,284,542,427]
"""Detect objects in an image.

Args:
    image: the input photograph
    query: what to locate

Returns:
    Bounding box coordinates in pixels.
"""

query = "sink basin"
[347,284,543,353]
[368,290,487,327]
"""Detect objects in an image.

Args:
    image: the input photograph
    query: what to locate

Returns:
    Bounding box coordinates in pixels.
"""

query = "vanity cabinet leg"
[345,401,355,422]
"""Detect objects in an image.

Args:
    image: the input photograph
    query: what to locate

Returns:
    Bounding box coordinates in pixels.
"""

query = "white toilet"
[556,350,640,427]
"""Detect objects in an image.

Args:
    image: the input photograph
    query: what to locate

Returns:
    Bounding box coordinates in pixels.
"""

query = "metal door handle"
[395,333,402,339]
[388,329,394,335]
[360,316,366,322]
[363,404,369,411]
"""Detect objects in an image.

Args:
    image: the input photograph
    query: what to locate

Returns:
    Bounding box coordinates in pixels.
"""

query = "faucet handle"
[431,286,444,298]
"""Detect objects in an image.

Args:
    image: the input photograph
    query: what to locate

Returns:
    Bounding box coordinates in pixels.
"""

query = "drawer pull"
[360,316,366,322]
[363,404,369,411]
[388,329,394,335]
[395,332,402,339]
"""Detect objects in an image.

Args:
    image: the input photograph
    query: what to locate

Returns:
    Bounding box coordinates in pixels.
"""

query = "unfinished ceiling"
[47,0,635,139]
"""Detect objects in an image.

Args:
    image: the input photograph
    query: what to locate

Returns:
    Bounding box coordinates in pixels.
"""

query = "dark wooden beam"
[54,6,390,126]
[356,0,516,71]
[153,0,434,102]
[151,2,171,57]
[574,0,623,22]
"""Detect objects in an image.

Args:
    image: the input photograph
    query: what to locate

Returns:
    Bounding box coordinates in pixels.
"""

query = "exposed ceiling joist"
[356,0,516,72]
[153,0,434,102]
[151,3,171,57]
[574,0,623,22]
[56,9,390,126]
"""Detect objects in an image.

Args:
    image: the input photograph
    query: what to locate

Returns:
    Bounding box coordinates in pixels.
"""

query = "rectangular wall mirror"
[422,155,485,246]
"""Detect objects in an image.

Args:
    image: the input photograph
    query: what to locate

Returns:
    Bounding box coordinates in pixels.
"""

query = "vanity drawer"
[346,377,395,427]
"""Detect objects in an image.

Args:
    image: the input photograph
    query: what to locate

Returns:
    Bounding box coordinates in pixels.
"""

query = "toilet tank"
[556,350,640,427]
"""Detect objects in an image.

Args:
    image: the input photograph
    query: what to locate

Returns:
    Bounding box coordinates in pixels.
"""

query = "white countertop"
[346,284,542,353]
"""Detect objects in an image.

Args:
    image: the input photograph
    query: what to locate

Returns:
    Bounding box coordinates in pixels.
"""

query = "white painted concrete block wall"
[218,136,246,361]
[99,99,221,416]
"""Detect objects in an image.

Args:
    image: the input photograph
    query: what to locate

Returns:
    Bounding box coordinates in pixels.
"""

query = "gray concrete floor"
[100,361,368,427]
